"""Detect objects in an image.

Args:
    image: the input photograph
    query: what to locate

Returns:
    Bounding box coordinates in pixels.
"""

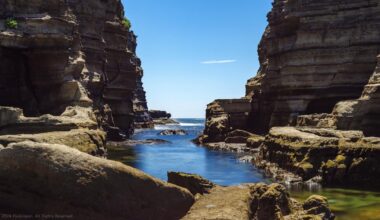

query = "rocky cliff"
[246,0,380,135]
[200,0,380,187]
[0,0,152,138]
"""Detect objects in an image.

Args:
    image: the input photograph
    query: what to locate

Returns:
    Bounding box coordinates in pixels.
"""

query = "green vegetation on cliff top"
[122,17,131,30]
[5,18,17,29]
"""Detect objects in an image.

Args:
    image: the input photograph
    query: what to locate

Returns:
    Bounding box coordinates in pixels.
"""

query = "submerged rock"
[0,141,194,220]
[159,129,188,136]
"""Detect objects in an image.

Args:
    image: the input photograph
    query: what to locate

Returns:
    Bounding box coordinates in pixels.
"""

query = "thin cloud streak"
[201,59,237,64]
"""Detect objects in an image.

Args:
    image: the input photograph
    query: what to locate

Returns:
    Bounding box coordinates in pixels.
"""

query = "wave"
[179,123,204,127]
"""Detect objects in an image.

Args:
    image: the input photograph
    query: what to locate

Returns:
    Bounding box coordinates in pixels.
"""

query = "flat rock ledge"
[0,106,106,156]
[251,127,380,188]
[172,172,334,220]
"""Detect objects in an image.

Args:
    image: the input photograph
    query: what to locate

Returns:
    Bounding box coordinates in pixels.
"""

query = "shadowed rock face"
[0,0,150,135]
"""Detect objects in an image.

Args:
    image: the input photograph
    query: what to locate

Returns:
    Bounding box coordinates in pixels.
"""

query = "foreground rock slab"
[182,185,254,220]
[182,182,333,220]
[0,141,194,220]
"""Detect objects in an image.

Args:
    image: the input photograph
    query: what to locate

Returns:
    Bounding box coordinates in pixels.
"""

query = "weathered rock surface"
[149,110,179,125]
[225,129,254,143]
[0,106,106,156]
[201,99,251,142]
[182,180,333,220]
[0,141,194,220]
[130,33,154,129]
[245,0,380,134]
[202,0,380,137]
[0,0,150,137]
[199,0,380,188]
[150,110,172,119]
[168,172,216,195]
[255,127,380,187]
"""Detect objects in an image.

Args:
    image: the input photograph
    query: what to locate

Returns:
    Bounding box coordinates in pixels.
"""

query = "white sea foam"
[179,123,204,127]
[154,125,177,130]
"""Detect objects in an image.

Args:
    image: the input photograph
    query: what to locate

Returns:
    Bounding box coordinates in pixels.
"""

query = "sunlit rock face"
[246,0,380,135]
[0,0,150,135]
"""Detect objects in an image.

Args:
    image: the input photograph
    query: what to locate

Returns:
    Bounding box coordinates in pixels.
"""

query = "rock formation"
[149,110,179,125]
[0,141,194,220]
[0,0,151,139]
[129,32,154,129]
[176,173,334,220]
[200,0,380,187]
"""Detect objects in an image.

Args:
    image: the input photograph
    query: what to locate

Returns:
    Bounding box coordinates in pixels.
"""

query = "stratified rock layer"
[254,127,380,187]
[200,0,380,187]
[246,0,380,134]
[0,0,150,136]
[202,0,380,136]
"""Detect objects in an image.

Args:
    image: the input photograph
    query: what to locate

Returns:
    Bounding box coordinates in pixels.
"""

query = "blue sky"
[122,0,272,118]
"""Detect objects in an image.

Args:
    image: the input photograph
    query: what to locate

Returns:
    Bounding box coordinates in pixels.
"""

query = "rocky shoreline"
[0,0,372,218]
[199,0,380,189]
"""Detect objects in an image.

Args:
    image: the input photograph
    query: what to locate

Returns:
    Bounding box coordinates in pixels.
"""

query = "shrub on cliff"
[5,18,17,29]
[122,17,131,30]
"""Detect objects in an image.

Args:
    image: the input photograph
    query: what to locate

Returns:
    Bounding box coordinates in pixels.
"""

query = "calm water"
[108,118,380,219]
[111,118,269,185]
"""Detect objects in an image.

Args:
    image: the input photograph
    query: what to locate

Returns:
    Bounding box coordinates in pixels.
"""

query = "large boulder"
[0,141,194,220]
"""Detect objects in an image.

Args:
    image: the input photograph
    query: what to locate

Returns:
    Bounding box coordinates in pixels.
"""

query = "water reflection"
[291,188,380,220]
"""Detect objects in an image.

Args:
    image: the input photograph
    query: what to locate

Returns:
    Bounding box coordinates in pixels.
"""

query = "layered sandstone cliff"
[200,0,380,187]
[0,0,151,140]
[246,0,380,135]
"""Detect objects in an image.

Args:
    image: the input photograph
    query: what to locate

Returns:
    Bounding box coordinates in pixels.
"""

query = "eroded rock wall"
[246,0,380,134]
[0,0,150,136]
[202,0,380,139]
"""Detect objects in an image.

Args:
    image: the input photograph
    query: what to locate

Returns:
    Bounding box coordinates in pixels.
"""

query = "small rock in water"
[145,139,171,144]
[158,129,188,136]
[238,155,253,163]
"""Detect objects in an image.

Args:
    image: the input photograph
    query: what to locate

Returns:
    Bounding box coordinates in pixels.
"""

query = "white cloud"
[201,59,237,64]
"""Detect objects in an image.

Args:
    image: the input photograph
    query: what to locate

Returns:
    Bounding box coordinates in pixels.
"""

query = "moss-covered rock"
[255,127,380,187]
